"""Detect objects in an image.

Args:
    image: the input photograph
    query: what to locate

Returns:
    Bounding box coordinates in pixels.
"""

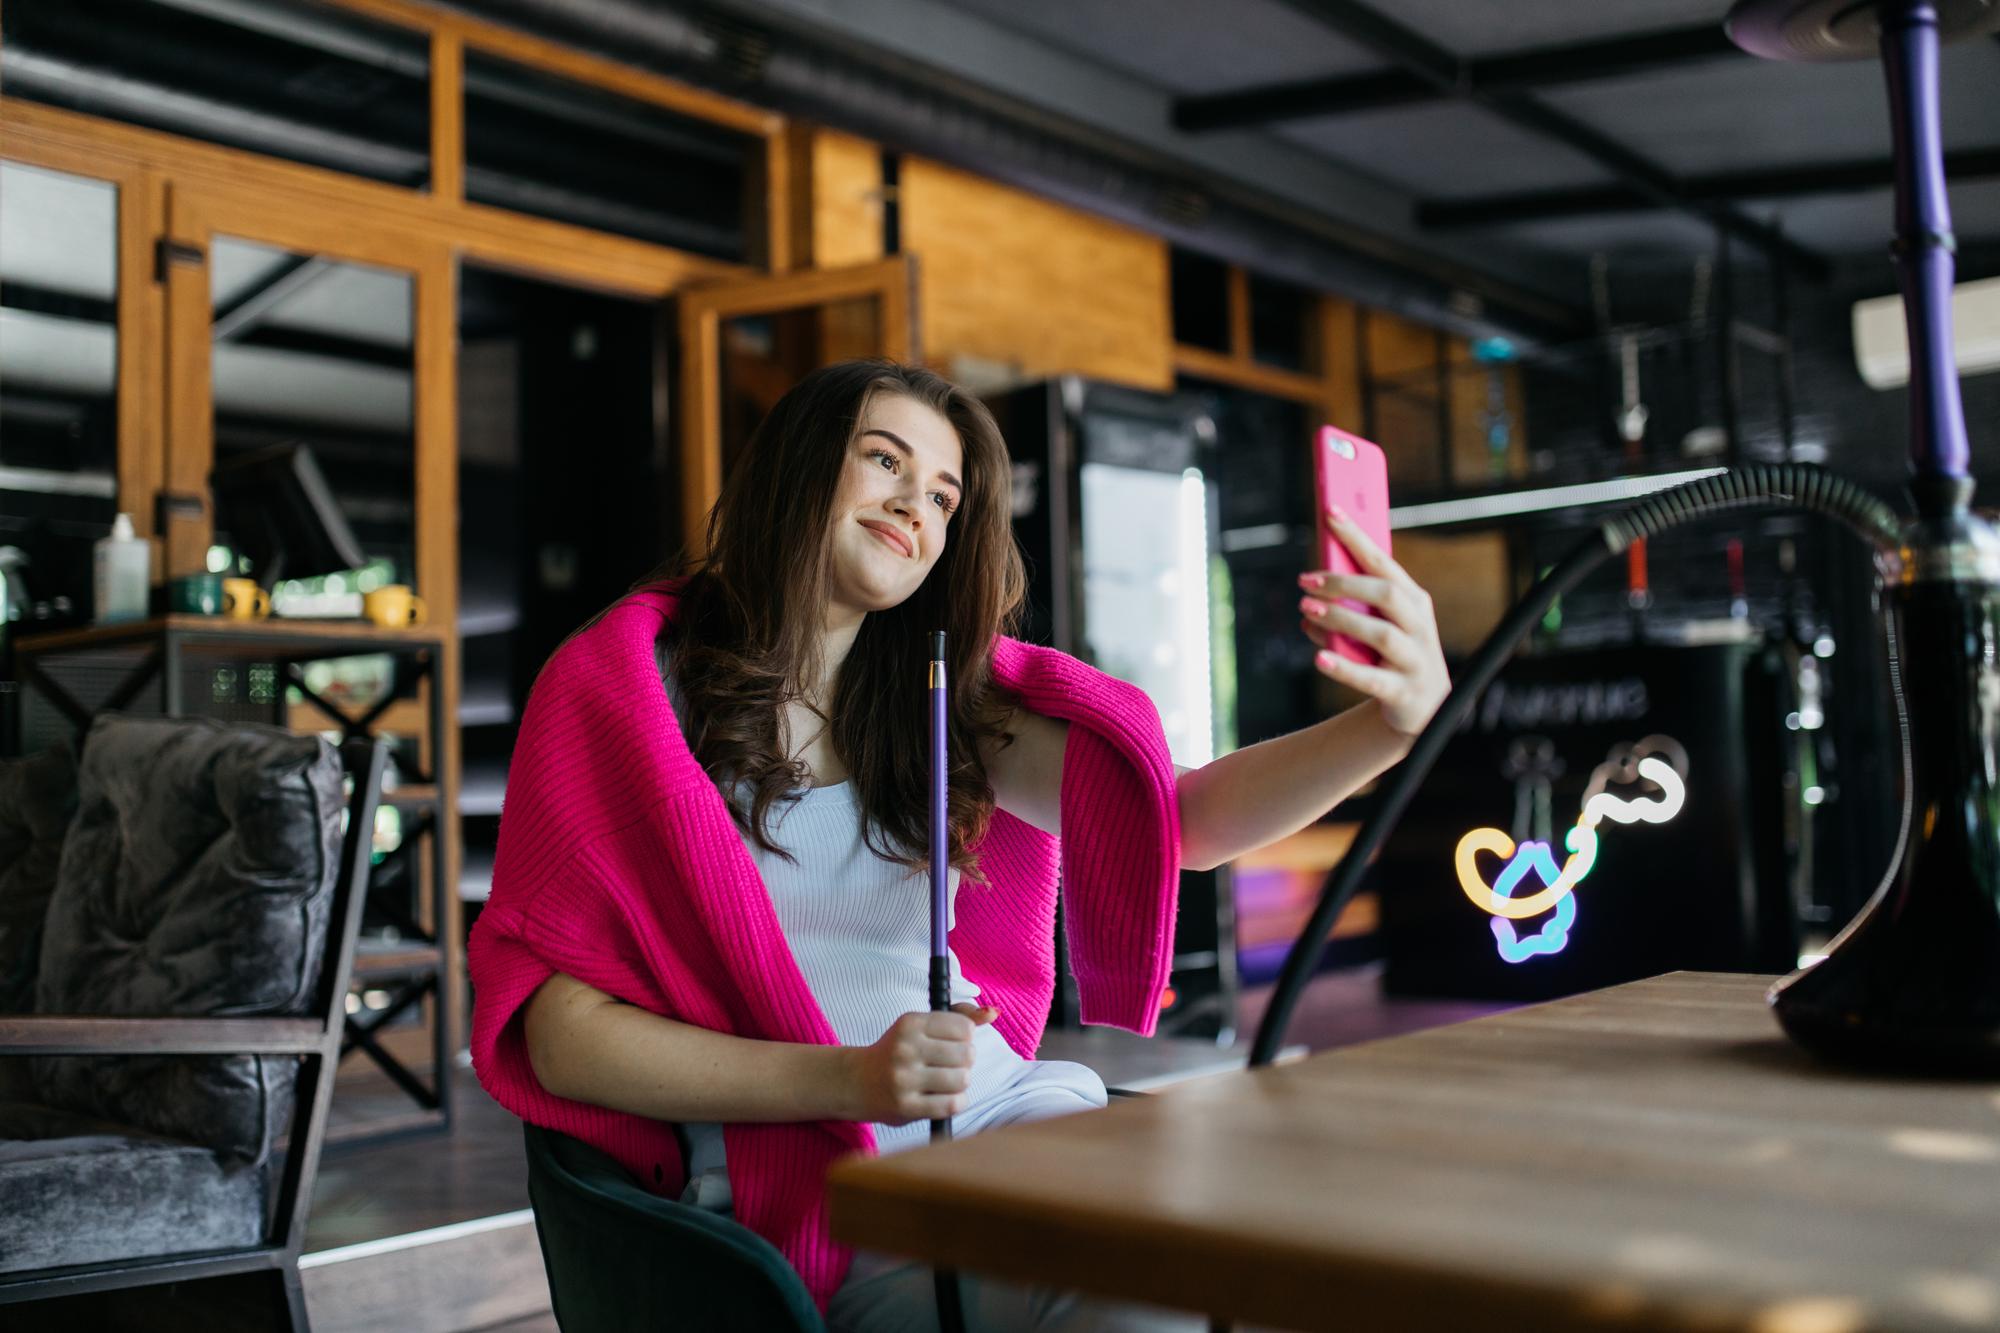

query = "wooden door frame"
[675,255,917,554]
[161,185,466,1058]
[159,185,454,580]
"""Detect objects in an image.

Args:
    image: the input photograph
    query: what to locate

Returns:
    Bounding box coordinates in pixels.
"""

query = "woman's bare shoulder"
[983,705,1069,836]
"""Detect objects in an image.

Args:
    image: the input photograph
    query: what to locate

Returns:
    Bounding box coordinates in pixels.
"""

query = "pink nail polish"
[1300,597,1326,616]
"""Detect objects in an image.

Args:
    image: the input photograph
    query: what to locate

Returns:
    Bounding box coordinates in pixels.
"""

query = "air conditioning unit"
[1852,274,2000,389]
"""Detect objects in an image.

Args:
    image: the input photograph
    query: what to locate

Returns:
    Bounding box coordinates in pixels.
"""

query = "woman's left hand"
[1298,505,1450,738]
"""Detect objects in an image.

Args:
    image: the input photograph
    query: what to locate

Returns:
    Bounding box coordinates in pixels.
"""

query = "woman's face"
[825,392,965,618]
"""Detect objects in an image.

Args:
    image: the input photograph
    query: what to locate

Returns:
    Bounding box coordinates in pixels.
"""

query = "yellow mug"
[363,584,427,629]
[221,577,272,620]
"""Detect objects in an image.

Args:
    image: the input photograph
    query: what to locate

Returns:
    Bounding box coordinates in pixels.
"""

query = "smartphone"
[1312,425,1393,667]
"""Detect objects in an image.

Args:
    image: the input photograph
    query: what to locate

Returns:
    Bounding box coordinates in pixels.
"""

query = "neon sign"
[1453,738,1689,963]
[1487,841,1577,962]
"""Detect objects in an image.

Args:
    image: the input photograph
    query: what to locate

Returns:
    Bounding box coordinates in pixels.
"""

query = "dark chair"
[524,1122,825,1333]
[0,715,386,1331]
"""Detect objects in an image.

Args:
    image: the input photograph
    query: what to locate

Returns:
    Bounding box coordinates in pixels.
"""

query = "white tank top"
[659,641,1106,1212]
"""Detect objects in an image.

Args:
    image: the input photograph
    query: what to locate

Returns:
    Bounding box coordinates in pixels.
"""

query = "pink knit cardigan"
[467,584,1182,1312]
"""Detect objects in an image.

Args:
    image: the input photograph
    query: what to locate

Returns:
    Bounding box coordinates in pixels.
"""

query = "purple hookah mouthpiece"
[929,630,950,982]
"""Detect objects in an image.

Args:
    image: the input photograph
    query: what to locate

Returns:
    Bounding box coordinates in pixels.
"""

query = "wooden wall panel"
[1364,310,1447,491]
[803,129,885,269]
[1364,310,1441,382]
[1320,297,1364,433]
[1445,338,1529,488]
[1393,529,1514,657]
[898,157,1171,391]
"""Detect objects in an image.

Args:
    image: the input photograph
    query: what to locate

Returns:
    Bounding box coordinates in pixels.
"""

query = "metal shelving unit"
[14,614,455,1143]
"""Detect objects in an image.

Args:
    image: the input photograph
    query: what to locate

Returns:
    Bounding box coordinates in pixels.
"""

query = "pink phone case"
[1313,425,1393,667]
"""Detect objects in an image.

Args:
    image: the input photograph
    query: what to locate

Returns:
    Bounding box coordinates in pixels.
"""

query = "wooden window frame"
[1171,258,1365,434]
[332,0,794,271]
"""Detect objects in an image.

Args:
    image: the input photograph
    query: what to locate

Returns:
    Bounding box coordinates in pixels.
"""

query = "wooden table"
[830,972,2000,1332]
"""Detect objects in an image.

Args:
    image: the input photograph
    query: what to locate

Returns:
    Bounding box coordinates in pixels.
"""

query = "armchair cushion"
[0,1099,265,1273]
[0,745,78,1016]
[31,715,344,1164]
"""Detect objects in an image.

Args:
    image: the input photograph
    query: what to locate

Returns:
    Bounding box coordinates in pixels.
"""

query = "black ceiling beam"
[1175,68,1429,130]
[0,282,116,325]
[1268,0,1829,278]
[1174,24,1740,132]
[1417,146,2000,228]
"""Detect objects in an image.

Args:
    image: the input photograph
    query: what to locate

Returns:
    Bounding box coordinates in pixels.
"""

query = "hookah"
[1251,0,2000,1075]
[927,630,968,1333]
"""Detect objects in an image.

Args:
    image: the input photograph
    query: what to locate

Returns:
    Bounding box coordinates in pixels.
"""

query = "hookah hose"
[928,630,968,1333]
[1248,464,1904,1069]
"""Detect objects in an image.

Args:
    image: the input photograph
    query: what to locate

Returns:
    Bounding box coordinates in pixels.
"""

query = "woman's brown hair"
[658,359,1028,879]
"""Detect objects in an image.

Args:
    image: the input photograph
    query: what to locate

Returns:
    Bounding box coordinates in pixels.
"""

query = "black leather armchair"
[0,715,384,1331]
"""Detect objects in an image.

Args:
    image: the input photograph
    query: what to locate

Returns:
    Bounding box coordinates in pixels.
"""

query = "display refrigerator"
[986,377,1237,1040]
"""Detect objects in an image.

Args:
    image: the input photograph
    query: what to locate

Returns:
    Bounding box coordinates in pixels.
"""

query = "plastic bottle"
[93,513,150,624]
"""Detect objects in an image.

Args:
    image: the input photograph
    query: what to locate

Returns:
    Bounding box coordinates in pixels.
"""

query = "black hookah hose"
[928,629,968,1333]
[1248,464,1903,1069]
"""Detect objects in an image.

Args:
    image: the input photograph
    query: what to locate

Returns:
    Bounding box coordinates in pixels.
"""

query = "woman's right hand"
[847,1003,998,1126]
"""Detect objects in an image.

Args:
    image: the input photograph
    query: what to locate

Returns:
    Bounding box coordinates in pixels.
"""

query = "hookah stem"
[927,629,967,1333]
[1880,0,1972,497]
[928,629,951,1144]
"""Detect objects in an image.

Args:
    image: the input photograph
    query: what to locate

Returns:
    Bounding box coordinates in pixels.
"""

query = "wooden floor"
[311,1058,533,1253]
[302,963,1510,1328]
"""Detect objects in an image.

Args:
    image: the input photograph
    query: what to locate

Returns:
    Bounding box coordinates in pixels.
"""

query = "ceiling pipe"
[0,48,426,180]
[146,0,431,76]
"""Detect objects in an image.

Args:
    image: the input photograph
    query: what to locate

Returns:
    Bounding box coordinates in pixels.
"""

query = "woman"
[468,360,1448,1331]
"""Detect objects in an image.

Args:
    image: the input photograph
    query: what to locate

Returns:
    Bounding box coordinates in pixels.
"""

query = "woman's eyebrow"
[862,428,963,494]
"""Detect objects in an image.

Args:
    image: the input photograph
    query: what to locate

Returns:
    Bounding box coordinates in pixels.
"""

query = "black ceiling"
[945,0,1999,273]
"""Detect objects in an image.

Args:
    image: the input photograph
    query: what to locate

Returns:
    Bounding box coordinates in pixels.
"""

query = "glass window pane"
[0,162,119,628]
[0,0,430,188]
[1249,272,1316,373]
[207,237,416,607]
[1171,247,1230,353]
[465,48,758,260]
[1079,461,1215,767]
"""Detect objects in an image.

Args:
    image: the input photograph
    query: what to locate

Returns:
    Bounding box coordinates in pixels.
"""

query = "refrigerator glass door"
[1079,460,1214,767]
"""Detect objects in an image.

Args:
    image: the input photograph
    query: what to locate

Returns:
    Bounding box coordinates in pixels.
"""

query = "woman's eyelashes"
[867,448,957,515]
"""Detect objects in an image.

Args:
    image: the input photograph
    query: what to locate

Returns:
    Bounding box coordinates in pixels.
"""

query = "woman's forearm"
[1176,698,1411,871]
[523,971,858,1124]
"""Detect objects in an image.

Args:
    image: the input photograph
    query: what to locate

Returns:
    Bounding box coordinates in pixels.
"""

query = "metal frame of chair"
[523,1122,826,1333]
